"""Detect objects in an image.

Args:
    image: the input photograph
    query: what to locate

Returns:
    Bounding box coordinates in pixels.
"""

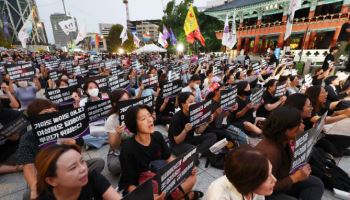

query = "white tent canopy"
[134,44,167,54]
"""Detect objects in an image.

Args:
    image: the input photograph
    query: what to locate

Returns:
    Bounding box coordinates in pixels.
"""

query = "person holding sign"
[0,81,20,109]
[34,144,121,200]
[228,81,263,136]
[182,74,203,103]
[119,105,200,199]
[17,99,105,200]
[168,92,217,156]
[257,79,287,118]
[104,89,133,175]
[312,68,332,86]
[286,93,350,157]
[286,76,301,95]
[255,107,324,200]
[205,145,276,200]
[9,77,41,110]
[80,80,102,107]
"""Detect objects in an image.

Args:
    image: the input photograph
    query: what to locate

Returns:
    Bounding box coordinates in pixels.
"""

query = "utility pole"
[123,0,131,31]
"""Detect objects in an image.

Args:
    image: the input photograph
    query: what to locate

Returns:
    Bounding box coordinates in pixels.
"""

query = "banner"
[0,115,29,142]
[58,18,77,36]
[18,11,33,48]
[120,24,128,45]
[118,96,153,123]
[284,0,302,40]
[5,62,35,81]
[162,80,182,98]
[222,14,230,47]
[46,86,77,104]
[155,147,197,196]
[274,82,287,97]
[220,87,237,109]
[290,112,327,173]
[122,178,154,200]
[226,13,237,49]
[250,87,264,106]
[85,99,112,122]
[189,100,212,128]
[30,107,90,147]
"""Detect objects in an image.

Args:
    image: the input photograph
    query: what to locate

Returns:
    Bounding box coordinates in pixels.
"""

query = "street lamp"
[177,43,184,53]
[118,48,125,54]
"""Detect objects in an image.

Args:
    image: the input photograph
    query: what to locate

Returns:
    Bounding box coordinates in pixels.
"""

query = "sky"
[35,0,209,44]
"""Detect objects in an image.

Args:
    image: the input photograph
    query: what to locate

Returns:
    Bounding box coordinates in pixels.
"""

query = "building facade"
[50,13,78,48]
[0,0,48,45]
[205,0,350,54]
[130,20,161,42]
[99,23,114,38]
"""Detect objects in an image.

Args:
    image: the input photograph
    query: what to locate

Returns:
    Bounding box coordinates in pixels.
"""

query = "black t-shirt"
[208,100,221,129]
[257,91,279,118]
[312,75,323,86]
[37,170,110,200]
[155,96,175,116]
[118,131,171,191]
[168,110,195,145]
[228,96,254,125]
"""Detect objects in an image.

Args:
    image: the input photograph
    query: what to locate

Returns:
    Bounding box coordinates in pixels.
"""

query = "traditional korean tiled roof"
[205,0,268,12]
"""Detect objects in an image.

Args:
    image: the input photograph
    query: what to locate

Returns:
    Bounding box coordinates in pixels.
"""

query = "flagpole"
[299,25,309,63]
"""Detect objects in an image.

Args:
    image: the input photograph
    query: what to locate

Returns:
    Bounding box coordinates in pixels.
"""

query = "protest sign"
[252,62,261,72]
[304,73,313,87]
[85,99,112,122]
[290,112,327,173]
[46,85,77,104]
[48,70,63,81]
[189,100,212,128]
[107,74,130,91]
[122,179,154,200]
[162,80,182,98]
[250,87,264,106]
[155,147,197,196]
[0,115,29,142]
[142,76,158,89]
[30,107,89,147]
[5,62,35,81]
[118,96,153,123]
[44,60,60,69]
[167,70,181,82]
[220,86,237,109]
[274,82,287,97]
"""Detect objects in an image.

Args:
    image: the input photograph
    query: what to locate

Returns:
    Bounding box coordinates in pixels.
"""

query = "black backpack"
[309,147,350,192]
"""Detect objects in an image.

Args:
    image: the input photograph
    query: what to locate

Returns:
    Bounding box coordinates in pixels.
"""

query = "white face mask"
[18,81,28,88]
[88,88,99,97]
[194,84,199,90]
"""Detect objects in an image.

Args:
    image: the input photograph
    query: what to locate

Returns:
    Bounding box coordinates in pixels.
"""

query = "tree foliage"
[160,0,223,53]
[107,24,135,53]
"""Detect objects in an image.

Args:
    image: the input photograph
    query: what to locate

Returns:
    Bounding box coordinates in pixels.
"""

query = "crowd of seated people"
[0,47,349,200]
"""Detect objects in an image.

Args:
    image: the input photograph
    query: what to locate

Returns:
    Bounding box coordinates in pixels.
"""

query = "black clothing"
[118,131,171,191]
[322,54,334,71]
[168,110,195,146]
[227,96,254,130]
[37,170,110,200]
[257,91,279,118]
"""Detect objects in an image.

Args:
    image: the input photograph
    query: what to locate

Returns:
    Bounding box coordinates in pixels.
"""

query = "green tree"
[160,0,223,53]
[0,30,12,48]
[107,24,135,53]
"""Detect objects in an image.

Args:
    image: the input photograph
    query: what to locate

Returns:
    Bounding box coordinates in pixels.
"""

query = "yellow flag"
[184,4,199,36]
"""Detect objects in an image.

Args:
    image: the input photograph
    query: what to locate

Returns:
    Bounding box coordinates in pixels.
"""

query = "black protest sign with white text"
[118,96,153,123]
[220,86,237,109]
[189,100,212,128]
[46,85,77,104]
[155,147,197,196]
[5,62,35,81]
[30,107,90,147]
[162,80,182,98]
[85,99,112,122]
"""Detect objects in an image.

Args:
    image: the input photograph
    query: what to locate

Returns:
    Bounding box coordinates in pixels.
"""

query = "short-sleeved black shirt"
[228,96,254,127]
[257,91,279,118]
[322,54,334,71]
[118,131,171,191]
[168,110,194,146]
[37,170,110,200]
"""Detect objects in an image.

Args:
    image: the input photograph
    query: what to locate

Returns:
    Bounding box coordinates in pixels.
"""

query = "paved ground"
[0,119,349,200]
